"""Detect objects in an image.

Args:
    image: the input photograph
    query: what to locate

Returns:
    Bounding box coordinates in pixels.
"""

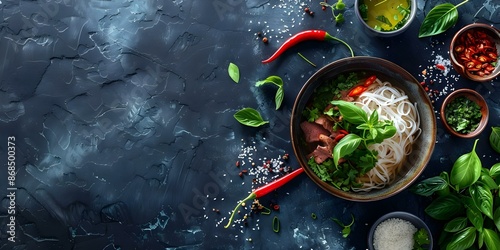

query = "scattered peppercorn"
[304,7,310,13]
[282,153,289,160]
[273,204,280,211]
[262,37,268,43]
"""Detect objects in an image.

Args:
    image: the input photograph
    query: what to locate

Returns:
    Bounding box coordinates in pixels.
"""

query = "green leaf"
[333,134,362,167]
[368,110,378,126]
[228,62,240,83]
[275,87,284,110]
[418,3,460,38]
[425,194,463,220]
[410,176,448,197]
[490,127,500,153]
[233,108,269,127]
[494,207,500,231]
[374,123,396,143]
[414,228,431,247]
[376,15,393,27]
[255,75,283,88]
[445,227,476,250]
[444,217,468,233]
[490,163,500,178]
[466,202,484,231]
[330,100,368,125]
[470,183,494,219]
[483,229,500,250]
[450,139,481,189]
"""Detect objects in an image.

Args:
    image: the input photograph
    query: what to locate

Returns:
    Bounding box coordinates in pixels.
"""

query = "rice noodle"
[352,79,421,192]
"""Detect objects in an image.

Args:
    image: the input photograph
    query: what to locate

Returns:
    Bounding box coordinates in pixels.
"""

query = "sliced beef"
[300,121,329,143]
[314,115,335,134]
[308,134,338,164]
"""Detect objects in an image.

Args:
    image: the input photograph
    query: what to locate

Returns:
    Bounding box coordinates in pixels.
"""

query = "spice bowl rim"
[354,0,417,37]
[367,211,433,250]
[439,88,489,138]
[449,23,500,82]
[290,56,436,202]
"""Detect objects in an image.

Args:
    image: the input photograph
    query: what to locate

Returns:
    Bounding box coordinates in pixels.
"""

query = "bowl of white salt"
[368,211,433,250]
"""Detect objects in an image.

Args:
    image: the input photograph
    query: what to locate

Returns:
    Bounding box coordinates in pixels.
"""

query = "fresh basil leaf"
[418,3,459,38]
[490,127,500,154]
[330,100,368,125]
[376,15,393,27]
[374,124,396,143]
[490,163,500,179]
[445,227,476,250]
[451,139,481,189]
[228,62,240,83]
[466,202,484,231]
[494,207,500,231]
[333,134,362,167]
[483,229,500,250]
[255,75,283,88]
[233,108,269,127]
[470,183,494,219]
[275,87,284,110]
[410,176,448,196]
[368,110,378,125]
[425,194,463,220]
[444,217,468,233]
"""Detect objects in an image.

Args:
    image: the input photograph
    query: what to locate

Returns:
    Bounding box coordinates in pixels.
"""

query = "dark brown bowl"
[450,23,500,82]
[290,56,436,201]
[440,89,489,138]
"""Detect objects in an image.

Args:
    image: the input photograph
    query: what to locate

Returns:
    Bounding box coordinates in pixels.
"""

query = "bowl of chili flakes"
[450,23,500,82]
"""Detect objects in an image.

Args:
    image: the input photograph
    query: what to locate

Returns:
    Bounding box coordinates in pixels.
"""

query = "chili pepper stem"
[224,192,256,228]
[324,33,354,57]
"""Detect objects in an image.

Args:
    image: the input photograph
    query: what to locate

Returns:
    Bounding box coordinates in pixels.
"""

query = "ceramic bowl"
[450,23,500,82]
[354,0,417,37]
[290,56,436,201]
[440,88,489,138]
[368,211,433,250]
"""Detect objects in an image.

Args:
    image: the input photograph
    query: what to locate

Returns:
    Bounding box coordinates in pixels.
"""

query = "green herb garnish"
[376,15,393,27]
[256,76,285,110]
[444,96,482,134]
[272,216,280,233]
[413,228,431,250]
[332,214,355,238]
[228,62,240,83]
[320,0,346,24]
[233,108,269,127]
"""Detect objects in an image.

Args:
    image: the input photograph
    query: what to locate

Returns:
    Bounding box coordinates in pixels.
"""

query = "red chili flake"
[242,169,248,173]
[436,64,446,71]
[236,161,240,167]
[425,87,429,91]
[420,81,426,86]
[239,172,243,177]
[273,204,280,211]
[282,153,289,160]
[304,7,310,13]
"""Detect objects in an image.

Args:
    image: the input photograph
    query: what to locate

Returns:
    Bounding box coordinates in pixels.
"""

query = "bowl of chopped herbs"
[440,88,489,138]
[355,0,417,37]
[290,57,436,201]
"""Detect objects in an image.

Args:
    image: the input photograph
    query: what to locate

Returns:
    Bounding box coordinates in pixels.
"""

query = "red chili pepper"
[348,85,367,97]
[224,168,304,228]
[262,30,353,63]
[363,75,377,87]
[338,129,348,135]
[435,64,446,71]
[334,133,346,141]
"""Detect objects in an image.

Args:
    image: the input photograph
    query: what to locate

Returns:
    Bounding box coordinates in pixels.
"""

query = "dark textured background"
[0,0,499,249]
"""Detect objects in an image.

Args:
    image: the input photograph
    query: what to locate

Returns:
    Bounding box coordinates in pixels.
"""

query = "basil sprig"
[418,0,469,38]
[233,108,269,127]
[330,100,396,167]
[411,139,500,249]
[256,76,284,110]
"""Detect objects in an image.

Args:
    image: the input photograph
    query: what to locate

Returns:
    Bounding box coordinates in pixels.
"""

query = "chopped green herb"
[413,228,431,250]
[331,214,355,238]
[311,213,317,220]
[272,216,280,233]
[444,96,482,134]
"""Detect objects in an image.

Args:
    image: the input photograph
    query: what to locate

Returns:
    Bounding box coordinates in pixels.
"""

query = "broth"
[359,0,411,31]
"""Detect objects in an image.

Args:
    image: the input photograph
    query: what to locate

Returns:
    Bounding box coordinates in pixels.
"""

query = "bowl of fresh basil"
[354,0,417,37]
[290,56,436,201]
